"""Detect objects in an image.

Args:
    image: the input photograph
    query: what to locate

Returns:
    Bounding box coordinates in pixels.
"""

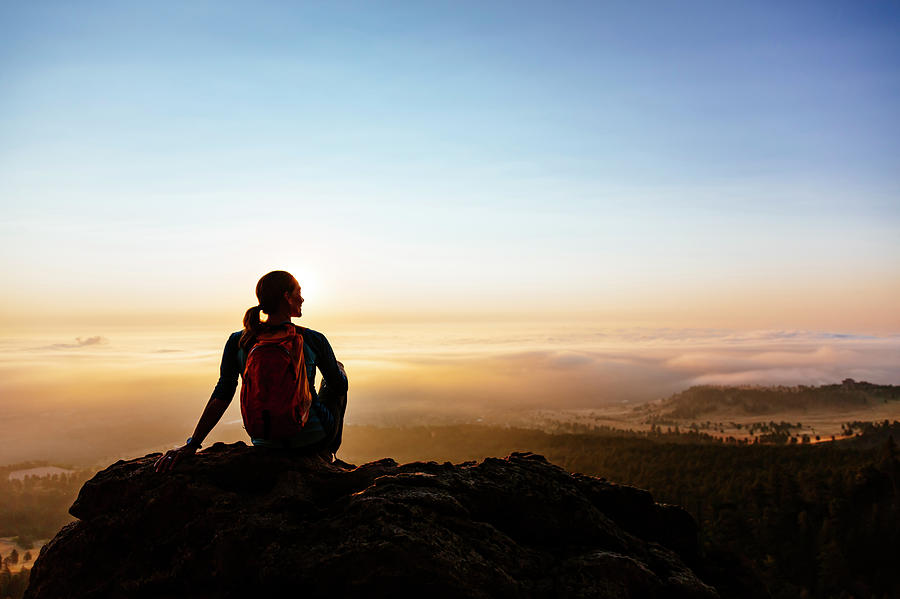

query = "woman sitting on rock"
[155,270,348,473]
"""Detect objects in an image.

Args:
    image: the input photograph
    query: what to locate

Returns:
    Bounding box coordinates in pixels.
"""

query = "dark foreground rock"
[26,443,719,598]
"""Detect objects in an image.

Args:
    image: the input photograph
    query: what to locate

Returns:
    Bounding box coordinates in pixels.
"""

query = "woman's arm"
[310,331,348,395]
[154,333,241,473]
[153,396,230,473]
[189,396,231,444]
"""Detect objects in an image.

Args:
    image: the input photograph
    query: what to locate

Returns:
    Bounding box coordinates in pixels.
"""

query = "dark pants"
[315,380,347,455]
[260,380,347,457]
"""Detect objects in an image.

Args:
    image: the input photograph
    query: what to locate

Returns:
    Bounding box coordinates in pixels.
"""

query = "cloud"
[342,330,900,424]
[690,368,847,387]
[39,336,109,350]
[4,326,900,450]
[547,352,595,369]
[662,340,900,387]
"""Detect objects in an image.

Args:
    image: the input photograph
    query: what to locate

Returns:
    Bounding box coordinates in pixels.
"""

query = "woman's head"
[255,270,300,315]
[241,270,302,348]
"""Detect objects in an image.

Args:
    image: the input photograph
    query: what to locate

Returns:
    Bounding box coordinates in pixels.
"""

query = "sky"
[1,2,899,463]
[1,0,898,330]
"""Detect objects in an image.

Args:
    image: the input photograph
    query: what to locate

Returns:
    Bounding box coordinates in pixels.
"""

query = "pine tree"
[880,435,897,462]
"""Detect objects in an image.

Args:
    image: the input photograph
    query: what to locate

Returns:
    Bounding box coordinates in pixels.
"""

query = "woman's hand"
[154,397,227,474]
[153,444,197,473]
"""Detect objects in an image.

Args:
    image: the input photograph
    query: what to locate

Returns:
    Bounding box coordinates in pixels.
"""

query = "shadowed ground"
[26,443,723,599]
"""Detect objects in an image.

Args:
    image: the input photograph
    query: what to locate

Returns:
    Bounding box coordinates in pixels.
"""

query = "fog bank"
[1,325,898,465]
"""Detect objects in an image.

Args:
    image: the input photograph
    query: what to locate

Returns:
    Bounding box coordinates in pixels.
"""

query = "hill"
[640,379,900,421]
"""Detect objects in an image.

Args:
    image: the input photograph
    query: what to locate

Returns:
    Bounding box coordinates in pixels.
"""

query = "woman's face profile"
[286,282,303,318]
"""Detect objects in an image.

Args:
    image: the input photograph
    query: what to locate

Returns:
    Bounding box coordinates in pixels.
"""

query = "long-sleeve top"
[210,325,348,448]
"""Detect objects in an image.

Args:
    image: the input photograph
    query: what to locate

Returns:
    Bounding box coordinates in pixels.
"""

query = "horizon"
[2,321,899,465]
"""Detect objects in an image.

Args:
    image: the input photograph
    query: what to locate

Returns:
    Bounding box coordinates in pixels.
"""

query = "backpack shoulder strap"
[295,325,318,364]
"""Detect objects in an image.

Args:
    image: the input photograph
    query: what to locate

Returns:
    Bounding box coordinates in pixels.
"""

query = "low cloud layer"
[1,327,899,464]
[343,329,900,423]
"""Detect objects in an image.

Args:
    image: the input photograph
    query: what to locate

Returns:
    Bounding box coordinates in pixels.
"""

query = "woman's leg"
[317,381,347,454]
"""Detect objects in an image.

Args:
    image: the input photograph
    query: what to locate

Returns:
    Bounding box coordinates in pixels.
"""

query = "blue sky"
[1,1,898,330]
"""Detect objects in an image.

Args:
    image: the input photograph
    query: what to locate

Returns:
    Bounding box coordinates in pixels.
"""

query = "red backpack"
[240,325,313,441]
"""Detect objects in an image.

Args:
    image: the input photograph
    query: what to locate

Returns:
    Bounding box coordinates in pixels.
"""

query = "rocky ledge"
[26,443,719,598]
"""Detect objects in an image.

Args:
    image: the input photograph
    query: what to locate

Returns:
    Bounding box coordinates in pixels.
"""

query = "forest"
[2,422,899,599]
[0,464,93,599]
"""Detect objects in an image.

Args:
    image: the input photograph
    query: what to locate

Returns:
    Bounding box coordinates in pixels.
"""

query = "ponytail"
[240,270,300,350]
[240,305,264,350]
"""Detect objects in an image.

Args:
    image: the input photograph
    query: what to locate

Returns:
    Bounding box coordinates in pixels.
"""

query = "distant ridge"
[645,380,900,420]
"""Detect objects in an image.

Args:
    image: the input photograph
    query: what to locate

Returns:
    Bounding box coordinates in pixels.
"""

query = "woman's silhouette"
[154,270,348,472]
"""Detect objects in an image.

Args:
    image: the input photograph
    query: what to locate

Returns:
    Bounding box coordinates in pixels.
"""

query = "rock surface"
[26,443,719,598]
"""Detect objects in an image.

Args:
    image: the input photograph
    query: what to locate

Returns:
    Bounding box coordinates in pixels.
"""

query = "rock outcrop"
[26,443,719,598]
